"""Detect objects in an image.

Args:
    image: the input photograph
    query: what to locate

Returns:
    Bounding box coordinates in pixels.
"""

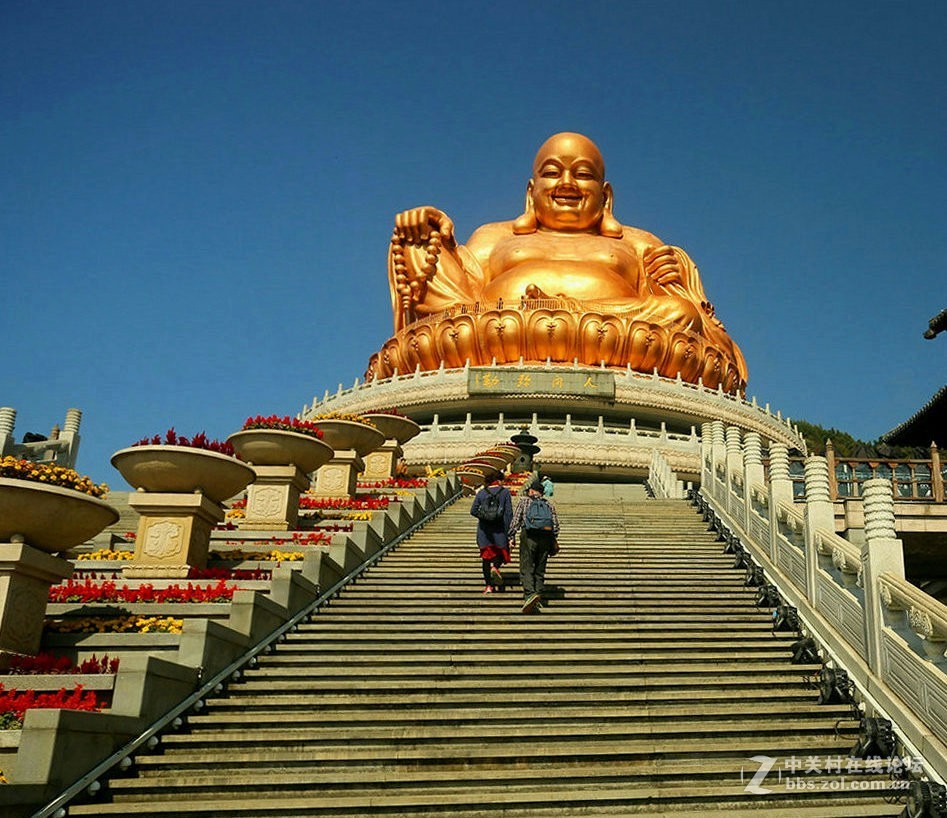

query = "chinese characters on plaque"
[468,368,616,399]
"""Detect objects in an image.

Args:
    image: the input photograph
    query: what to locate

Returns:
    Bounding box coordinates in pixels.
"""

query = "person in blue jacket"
[470,472,514,594]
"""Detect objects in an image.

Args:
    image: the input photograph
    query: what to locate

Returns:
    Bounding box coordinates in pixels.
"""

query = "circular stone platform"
[301,362,804,483]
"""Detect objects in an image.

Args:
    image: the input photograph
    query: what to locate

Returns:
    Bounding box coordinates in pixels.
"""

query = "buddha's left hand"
[644,245,684,288]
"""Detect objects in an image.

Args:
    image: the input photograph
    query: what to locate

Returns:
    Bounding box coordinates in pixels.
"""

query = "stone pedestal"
[313,451,364,498]
[239,465,311,531]
[0,542,74,655]
[361,440,402,482]
[124,492,224,578]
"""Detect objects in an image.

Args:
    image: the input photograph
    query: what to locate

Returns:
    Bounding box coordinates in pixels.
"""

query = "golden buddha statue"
[367,132,747,393]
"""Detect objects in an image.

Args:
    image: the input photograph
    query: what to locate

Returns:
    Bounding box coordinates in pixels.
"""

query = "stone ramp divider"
[0,474,461,818]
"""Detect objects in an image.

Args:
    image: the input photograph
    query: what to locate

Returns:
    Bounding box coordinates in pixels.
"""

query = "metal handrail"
[32,484,463,818]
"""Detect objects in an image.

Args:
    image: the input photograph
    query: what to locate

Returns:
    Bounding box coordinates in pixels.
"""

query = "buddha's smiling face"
[530,133,607,232]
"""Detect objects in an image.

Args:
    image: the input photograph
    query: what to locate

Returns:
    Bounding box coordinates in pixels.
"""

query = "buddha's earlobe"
[600,182,623,238]
[513,180,538,234]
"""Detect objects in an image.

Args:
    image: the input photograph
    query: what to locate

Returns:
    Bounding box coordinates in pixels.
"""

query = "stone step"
[190,700,852,727]
[72,780,903,817]
[159,716,858,751]
[214,685,824,710]
[229,669,818,693]
[132,733,858,769]
[69,488,895,817]
[261,647,795,663]
[103,766,894,806]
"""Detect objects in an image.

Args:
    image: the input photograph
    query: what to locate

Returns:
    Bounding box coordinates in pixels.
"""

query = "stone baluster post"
[932,443,944,503]
[58,408,82,469]
[700,422,713,490]
[726,426,743,494]
[744,432,764,524]
[768,442,793,561]
[711,420,726,498]
[803,456,834,604]
[0,407,15,458]
[825,439,838,500]
[860,478,905,674]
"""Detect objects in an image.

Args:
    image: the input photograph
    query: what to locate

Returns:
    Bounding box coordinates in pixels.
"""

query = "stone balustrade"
[693,422,947,779]
[647,449,686,499]
[301,361,804,450]
[0,406,82,470]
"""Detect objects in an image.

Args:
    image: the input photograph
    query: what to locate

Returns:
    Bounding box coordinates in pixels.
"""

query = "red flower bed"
[4,653,118,675]
[186,566,271,581]
[299,496,392,510]
[132,428,235,456]
[266,531,333,546]
[241,414,324,439]
[0,685,104,729]
[49,578,239,604]
[357,478,428,489]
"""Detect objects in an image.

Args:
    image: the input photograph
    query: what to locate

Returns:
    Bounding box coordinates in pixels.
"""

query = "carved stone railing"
[698,426,947,779]
[647,449,686,499]
[784,444,945,503]
[301,361,805,453]
[0,407,82,470]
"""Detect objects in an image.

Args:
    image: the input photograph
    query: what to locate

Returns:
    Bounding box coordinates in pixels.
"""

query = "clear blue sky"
[3,0,946,487]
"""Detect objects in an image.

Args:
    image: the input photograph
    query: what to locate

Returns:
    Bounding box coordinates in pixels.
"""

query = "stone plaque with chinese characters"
[468,368,616,399]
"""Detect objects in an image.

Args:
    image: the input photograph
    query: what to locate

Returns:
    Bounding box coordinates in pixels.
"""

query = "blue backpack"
[524,496,554,531]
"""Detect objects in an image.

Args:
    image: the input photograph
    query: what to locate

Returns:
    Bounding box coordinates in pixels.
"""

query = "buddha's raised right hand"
[394,207,456,249]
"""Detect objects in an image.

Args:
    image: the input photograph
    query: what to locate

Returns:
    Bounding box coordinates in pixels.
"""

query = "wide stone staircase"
[69,483,903,817]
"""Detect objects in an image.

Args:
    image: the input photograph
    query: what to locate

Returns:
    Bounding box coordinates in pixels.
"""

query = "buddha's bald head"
[522,132,617,234]
[532,132,605,179]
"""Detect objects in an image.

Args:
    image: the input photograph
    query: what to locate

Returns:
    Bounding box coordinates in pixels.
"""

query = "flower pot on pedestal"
[360,414,421,481]
[111,446,254,577]
[0,479,119,654]
[226,430,334,530]
[310,420,386,497]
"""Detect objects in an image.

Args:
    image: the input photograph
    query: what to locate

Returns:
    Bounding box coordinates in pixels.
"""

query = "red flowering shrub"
[49,578,239,604]
[241,415,324,439]
[0,684,104,729]
[265,532,333,546]
[4,653,119,675]
[357,478,428,489]
[299,496,392,510]
[186,567,271,581]
[132,428,234,456]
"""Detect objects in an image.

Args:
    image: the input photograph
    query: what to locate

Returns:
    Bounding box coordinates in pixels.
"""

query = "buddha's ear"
[513,180,538,234]
[600,182,623,238]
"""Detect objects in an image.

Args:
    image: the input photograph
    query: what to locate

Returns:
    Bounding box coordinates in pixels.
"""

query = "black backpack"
[476,488,503,523]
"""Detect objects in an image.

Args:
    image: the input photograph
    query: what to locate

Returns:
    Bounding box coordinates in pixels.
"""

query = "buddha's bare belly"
[479,260,639,303]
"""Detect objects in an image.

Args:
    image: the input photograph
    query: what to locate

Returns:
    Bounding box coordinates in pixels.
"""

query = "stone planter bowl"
[310,420,385,458]
[361,414,422,445]
[473,454,510,470]
[227,429,335,474]
[0,478,119,553]
[111,446,255,503]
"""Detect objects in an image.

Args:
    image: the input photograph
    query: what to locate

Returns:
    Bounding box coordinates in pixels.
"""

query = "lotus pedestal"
[241,466,312,530]
[0,479,119,655]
